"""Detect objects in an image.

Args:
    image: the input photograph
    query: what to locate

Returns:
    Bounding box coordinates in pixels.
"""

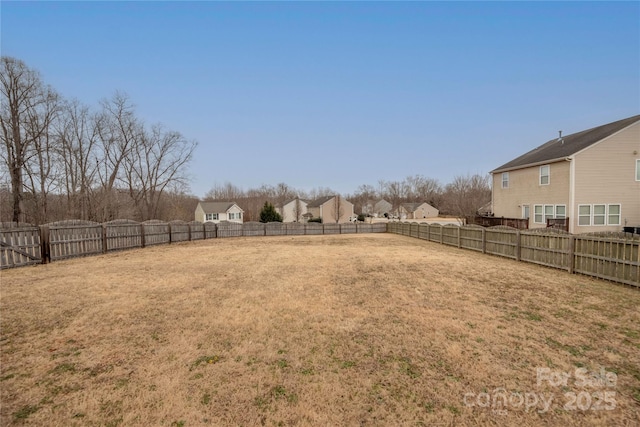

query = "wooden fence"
[0,221,387,269]
[388,222,639,287]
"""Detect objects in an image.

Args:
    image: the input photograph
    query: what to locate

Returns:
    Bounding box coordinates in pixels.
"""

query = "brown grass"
[1,234,639,426]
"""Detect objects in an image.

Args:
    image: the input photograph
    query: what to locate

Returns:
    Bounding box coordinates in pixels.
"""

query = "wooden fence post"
[140,223,146,248]
[168,223,172,244]
[568,235,575,274]
[482,228,487,254]
[102,224,108,254]
[440,225,444,244]
[457,226,461,249]
[39,225,50,264]
[515,230,521,262]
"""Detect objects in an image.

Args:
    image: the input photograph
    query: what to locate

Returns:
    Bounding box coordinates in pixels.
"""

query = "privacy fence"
[388,222,639,288]
[0,220,387,269]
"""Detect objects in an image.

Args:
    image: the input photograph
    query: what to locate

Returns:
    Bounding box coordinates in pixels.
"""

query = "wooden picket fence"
[388,222,639,287]
[0,220,387,269]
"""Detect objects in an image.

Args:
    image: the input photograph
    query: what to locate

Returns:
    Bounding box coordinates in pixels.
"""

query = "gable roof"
[307,195,335,208]
[198,201,242,213]
[281,197,310,207]
[492,115,640,173]
[400,202,435,212]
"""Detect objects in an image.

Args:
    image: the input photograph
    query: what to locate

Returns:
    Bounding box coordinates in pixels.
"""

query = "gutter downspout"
[568,156,575,234]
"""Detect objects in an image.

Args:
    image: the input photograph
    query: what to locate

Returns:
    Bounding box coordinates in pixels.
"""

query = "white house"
[195,201,244,224]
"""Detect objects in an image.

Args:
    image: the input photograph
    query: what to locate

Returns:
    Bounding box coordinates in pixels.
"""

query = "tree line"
[0,56,197,225]
[1,56,490,225]
[204,173,491,222]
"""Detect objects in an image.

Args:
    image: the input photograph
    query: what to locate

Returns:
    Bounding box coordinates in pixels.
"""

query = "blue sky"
[2,1,639,197]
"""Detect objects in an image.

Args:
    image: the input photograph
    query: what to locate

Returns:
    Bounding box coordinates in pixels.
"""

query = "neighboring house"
[194,201,244,224]
[278,197,309,222]
[307,195,355,223]
[361,199,392,217]
[398,202,439,220]
[491,115,640,234]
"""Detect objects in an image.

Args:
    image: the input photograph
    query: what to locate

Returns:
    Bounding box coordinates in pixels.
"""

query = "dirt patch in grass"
[1,234,639,426]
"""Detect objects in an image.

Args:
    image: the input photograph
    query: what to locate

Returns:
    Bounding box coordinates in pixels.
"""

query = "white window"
[608,204,621,225]
[555,205,566,219]
[578,205,591,226]
[229,212,242,220]
[501,172,509,189]
[593,204,606,225]
[534,205,543,223]
[636,159,640,181]
[540,165,550,185]
[205,213,218,221]
[522,205,530,219]
[544,205,554,222]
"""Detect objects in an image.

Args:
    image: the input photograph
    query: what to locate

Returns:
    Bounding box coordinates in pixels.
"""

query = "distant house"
[398,202,439,220]
[491,115,640,233]
[278,197,309,223]
[307,196,355,223]
[194,201,244,224]
[361,199,392,217]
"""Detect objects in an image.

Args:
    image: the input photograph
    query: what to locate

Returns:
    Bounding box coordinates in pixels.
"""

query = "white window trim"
[539,165,550,186]
[502,172,509,189]
[636,159,640,181]
[533,204,543,224]
[205,213,219,222]
[577,204,622,227]
[555,205,566,219]
[578,205,591,226]
[607,204,621,226]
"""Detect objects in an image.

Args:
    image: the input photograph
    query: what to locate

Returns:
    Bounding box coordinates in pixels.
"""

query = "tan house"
[195,201,244,224]
[278,197,309,223]
[398,202,439,220]
[491,115,640,234]
[361,199,392,217]
[307,196,355,223]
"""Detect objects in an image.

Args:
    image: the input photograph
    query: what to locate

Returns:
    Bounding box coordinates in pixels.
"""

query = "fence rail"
[0,221,387,269]
[388,221,639,287]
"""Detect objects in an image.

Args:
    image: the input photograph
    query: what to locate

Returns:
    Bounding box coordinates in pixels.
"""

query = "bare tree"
[95,91,142,220]
[123,124,197,220]
[56,99,102,220]
[0,57,55,222]
[442,173,491,224]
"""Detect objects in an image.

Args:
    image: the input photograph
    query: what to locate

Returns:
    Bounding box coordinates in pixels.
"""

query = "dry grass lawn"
[1,234,639,426]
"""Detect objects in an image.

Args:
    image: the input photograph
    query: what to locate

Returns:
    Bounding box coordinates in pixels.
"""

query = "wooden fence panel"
[409,222,420,238]
[48,220,103,261]
[356,223,372,233]
[305,223,323,235]
[142,220,170,246]
[0,223,42,268]
[418,223,429,240]
[266,222,286,236]
[428,224,442,243]
[401,222,411,236]
[459,226,484,252]
[189,222,205,240]
[203,222,217,239]
[105,220,142,252]
[285,223,305,236]
[170,221,190,242]
[442,225,459,247]
[520,230,571,270]
[243,222,265,237]
[371,222,387,233]
[485,227,518,259]
[323,223,340,235]
[574,236,639,287]
[217,222,243,238]
[341,223,356,234]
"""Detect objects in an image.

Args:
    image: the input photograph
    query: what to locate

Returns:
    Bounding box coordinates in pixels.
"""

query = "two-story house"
[491,115,639,234]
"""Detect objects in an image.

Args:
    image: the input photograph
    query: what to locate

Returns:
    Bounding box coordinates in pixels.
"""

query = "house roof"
[281,197,310,207]
[198,201,242,213]
[400,202,435,212]
[307,195,335,208]
[492,115,640,173]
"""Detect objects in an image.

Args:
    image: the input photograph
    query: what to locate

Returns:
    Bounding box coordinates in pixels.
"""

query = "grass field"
[1,233,639,426]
